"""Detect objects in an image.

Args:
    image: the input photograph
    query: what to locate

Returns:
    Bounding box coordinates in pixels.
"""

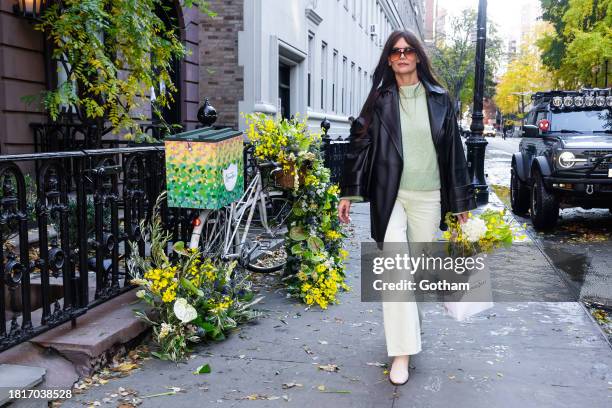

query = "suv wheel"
[510,166,530,215]
[530,168,559,230]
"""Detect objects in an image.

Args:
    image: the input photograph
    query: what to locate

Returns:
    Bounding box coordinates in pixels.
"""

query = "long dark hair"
[357,30,443,134]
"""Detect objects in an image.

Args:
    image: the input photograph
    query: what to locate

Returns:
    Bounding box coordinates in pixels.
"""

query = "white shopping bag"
[443,301,493,321]
[442,260,493,321]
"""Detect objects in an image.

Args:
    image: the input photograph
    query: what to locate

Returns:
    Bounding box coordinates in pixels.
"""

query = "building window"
[359,0,363,26]
[350,62,355,115]
[364,70,368,101]
[279,62,292,120]
[321,42,327,110]
[307,33,314,108]
[342,56,347,114]
[355,67,363,112]
[332,50,338,112]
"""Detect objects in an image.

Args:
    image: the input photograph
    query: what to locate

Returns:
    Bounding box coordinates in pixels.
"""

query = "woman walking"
[337,30,476,385]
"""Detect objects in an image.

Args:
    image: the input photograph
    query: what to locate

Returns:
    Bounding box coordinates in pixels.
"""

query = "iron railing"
[321,134,350,185]
[0,146,193,352]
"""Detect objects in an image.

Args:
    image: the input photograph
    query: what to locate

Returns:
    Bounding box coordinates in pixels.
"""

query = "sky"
[436,0,542,45]
[436,0,543,74]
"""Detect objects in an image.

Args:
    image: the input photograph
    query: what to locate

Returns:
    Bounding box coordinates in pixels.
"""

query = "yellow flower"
[162,289,176,303]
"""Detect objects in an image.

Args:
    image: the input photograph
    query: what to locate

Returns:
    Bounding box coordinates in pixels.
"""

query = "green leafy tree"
[538,0,612,87]
[538,0,570,72]
[496,26,554,118]
[31,0,216,142]
[428,9,504,115]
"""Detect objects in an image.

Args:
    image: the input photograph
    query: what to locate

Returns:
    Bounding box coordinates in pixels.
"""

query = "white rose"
[173,298,198,323]
[136,289,146,299]
[460,217,487,243]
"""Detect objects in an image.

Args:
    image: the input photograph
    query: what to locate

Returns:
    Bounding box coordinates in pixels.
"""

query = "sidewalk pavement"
[59,190,612,408]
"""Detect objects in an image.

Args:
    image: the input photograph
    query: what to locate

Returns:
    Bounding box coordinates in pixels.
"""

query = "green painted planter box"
[165,127,244,210]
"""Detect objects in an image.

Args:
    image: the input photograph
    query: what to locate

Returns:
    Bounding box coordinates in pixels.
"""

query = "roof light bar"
[541,88,612,110]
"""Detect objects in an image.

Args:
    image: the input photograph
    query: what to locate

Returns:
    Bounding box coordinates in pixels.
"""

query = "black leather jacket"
[339,77,477,248]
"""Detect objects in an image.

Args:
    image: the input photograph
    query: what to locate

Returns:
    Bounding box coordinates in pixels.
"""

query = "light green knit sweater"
[341,81,440,202]
[397,81,440,191]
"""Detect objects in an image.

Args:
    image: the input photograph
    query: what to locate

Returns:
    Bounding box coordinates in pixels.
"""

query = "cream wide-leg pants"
[381,188,441,357]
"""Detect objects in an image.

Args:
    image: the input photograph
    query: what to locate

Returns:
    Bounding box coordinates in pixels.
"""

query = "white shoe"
[389,355,410,385]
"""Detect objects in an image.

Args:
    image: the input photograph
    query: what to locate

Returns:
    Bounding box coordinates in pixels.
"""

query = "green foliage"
[128,192,263,362]
[48,196,111,246]
[538,0,612,87]
[538,0,570,71]
[30,0,215,141]
[495,25,554,116]
[282,161,350,310]
[428,9,504,114]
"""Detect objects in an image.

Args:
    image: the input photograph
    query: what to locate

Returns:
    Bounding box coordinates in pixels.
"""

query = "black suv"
[510,89,612,230]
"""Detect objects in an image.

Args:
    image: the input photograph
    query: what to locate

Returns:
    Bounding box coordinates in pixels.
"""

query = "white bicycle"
[187,143,293,273]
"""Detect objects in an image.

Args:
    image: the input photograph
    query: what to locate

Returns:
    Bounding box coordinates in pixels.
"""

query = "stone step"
[0,290,149,403]
[28,288,150,378]
[0,363,46,406]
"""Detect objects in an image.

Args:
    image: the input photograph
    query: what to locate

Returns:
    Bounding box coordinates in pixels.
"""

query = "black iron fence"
[0,146,195,353]
[31,122,180,153]
[321,134,350,185]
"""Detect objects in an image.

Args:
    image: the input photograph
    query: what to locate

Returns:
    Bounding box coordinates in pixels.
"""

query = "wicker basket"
[275,161,307,189]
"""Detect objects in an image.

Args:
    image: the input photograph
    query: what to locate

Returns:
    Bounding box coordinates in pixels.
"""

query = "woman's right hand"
[338,199,352,224]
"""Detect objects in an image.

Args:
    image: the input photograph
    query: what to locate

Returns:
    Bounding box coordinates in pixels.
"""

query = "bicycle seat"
[258,160,281,169]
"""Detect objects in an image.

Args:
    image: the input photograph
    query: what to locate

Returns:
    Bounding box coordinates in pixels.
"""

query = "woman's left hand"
[455,212,469,224]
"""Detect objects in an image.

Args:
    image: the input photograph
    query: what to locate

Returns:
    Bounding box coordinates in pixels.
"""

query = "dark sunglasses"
[389,47,416,61]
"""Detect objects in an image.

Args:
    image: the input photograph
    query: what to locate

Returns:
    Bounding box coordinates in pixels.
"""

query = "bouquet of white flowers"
[443,209,517,257]
[440,209,523,321]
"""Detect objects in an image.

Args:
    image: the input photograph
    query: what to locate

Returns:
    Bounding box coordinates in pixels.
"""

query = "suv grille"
[583,150,612,157]
[584,150,612,169]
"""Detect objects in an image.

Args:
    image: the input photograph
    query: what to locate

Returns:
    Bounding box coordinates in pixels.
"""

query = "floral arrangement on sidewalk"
[244,112,319,190]
[282,160,351,309]
[243,113,350,309]
[442,208,526,256]
[128,193,263,362]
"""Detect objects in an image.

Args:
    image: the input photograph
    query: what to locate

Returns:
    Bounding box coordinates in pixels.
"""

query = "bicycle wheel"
[193,208,228,258]
[244,240,287,273]
[250,194,293,235]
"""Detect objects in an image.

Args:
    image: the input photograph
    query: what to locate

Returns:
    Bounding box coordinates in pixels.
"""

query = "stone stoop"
[0,288,151,405]
[0,364,46,406]
[30,289,151,377]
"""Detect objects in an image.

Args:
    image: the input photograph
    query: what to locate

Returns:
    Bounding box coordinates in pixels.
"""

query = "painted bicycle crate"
[165,127,244,210]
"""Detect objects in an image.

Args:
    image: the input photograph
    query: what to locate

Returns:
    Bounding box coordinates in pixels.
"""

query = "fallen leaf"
[282,382,303,389]
[112,363,139,373]
[317,364,339,372]
[194,364,211,374]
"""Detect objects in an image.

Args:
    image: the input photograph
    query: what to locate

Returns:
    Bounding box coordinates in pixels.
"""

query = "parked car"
[510,89,612,230]
[483,124,496,137]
